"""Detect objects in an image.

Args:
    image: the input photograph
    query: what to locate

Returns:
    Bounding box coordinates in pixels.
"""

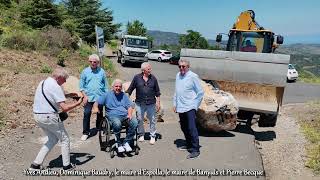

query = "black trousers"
[178,109,200,153]
[83,102,103,135]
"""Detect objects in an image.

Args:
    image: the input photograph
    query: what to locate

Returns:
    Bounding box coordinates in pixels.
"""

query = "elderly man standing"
[127,62,161,145]
[93,79,138,152]
[173,59,204,159]
[80,54,109,141]
[31,68,83,170]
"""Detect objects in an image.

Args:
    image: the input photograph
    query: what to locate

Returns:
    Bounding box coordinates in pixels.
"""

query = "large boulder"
[62,76,80,94]
[197,80,239,132]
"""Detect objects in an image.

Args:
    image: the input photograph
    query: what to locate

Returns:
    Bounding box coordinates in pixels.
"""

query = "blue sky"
[103,0,320,44]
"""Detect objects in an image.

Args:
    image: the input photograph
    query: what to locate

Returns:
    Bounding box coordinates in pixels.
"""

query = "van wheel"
[157,57,162,62]
[120,58,126,67]
[258,113,277,127]
[117,51,122,63]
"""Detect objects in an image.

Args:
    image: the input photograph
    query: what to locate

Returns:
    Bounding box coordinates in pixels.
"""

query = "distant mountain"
[278,44,320,55]
[147,30,180,46]
[147,30,219,46]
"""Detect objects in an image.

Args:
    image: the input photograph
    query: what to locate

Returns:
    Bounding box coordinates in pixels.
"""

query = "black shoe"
[29,163,41,170]
[63,163,76,170]
[187,152,200,159]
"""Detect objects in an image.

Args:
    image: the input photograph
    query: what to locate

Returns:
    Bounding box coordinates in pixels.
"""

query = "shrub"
[1,29,47,51]
[57,49,69,67]
[78,43,95,58]
[102,57,117,85]
[109,40,118,51]
[40,26,77,56]
[40,65,53,73]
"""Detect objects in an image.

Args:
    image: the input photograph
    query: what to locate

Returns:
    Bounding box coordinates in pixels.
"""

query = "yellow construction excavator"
[181,10,290,127]
[217,10,283,53]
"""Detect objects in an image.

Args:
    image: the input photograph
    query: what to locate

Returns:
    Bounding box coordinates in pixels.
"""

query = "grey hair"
[52,68,69,79]
[112,79,123,87]
[141,62,151,71]
[88,54,100,62]
[178,59,190,67]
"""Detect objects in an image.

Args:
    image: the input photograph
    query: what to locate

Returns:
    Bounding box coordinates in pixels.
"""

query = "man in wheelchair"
[93,79,138,153]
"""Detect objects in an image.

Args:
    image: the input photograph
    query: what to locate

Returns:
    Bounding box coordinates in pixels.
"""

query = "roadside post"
[95,25,105,69]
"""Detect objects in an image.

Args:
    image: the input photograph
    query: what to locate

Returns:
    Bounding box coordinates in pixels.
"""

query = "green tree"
[63,0,120,44]
[56,3,79,37]
[0,0,12,8]
[179,30,209,49]
[159,44,169,50]
[20,0,61,28]
[126,20,147,36]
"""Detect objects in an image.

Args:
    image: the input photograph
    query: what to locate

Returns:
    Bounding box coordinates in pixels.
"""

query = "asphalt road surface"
[284,82,320,104]
[14,59,319,180]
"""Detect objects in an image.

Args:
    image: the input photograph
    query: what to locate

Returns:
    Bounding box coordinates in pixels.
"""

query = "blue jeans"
[135,103,156,138]
[83,102,103,135]
[107,116,138,145]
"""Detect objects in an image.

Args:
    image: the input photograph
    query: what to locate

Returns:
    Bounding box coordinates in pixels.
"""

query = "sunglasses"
[89,61,98,63]
[178,65,187,69]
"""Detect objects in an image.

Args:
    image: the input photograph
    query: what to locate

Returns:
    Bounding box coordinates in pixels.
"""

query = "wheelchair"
[98,116,140,158]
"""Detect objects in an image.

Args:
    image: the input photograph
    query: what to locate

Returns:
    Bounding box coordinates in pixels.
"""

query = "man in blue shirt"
[79,54,109,141]
[93,79,138,153]
[173,59,204,159]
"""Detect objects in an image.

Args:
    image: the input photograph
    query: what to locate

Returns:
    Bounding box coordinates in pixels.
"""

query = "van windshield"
[288,64,295,69]
[126,38,148,48]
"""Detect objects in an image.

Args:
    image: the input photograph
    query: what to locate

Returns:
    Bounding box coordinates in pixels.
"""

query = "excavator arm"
[233,10,263,30]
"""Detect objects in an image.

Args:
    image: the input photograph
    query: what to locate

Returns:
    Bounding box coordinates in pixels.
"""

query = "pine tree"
[20,0,61,28]
[63,0,120,44]
[179,30,209,49]
[126,20,147,36]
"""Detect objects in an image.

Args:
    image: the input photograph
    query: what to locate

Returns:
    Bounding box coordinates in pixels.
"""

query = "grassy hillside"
[277,44,320,83]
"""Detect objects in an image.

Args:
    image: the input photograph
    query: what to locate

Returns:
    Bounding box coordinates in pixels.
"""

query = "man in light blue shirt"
[80,54,109,141]
[173,59,204,159]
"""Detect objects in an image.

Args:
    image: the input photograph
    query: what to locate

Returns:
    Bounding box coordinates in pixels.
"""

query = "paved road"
[284,82,320,104]
[6,59,320,180]
[12,59,319,180]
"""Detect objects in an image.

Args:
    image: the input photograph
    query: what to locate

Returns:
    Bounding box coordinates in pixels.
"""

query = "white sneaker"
[117,145,125,153]
[81,135,88,141]
[123,142,132,152]
[150,137,156,145]
[138,136,145,142]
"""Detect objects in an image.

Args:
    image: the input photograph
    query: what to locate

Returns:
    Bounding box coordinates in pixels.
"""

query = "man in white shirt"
[173,59,204,159]
[30,68,83,170]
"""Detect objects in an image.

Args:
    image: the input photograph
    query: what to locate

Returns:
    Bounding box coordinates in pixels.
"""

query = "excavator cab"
[226,30,274,53]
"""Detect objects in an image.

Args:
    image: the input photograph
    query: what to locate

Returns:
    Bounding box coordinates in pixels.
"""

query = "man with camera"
[30,68,83,170]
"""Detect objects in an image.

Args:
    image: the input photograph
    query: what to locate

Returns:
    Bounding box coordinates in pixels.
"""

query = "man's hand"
[82,96,88,106]
[127,114,132,120]
[156,101,160,112]
[77,97,84,106]
[127,106,133,120]
[173,106,176,113]
[92,102,100,114]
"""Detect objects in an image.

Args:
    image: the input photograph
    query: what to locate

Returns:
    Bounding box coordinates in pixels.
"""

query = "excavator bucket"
[181,48,290,114]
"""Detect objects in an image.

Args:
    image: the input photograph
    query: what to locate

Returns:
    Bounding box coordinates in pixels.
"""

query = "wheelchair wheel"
[99,119,110,151]
[110,149,115,158]
[134,147,139,155]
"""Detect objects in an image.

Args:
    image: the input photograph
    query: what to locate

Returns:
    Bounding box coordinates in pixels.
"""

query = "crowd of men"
[30,54,204,170]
